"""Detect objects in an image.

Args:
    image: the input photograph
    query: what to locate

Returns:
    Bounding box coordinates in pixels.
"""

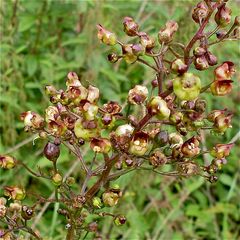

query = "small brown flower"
[181,136,200,158]
[128,85,148,105]
[123,17,139,36]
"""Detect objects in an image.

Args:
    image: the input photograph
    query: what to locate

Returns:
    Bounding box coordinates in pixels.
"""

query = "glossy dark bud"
[151,78,158,88]
[114,215,127,226]
[154,130,169,147]
[193,47,206,57]
[205,51,218,66]
[216,30,226,39]
[44,142,60,161]
[108,53,119,63]
[194,55,209,70]
[123,17,139,36]
[21,205,34,220]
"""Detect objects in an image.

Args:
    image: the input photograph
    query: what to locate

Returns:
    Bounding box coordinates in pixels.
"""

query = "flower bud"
[44,141,60,161]
[9,202,22,212]
[123,17,139,36]
[0,155,16,169]
[151,78,158,88]
[4,186,26,201]
[0,202,6,218]
[173,73,201,100]
[66,177,75,186]
[82,102,98,121]
[195,99,206,113]
[97,24,117,46]
[108,53,119,63]
[216,30,227,39]
[45,85,58,96]
[115,124,134,137]
[122,44,138,64]
[102,114,115,128]
[234,16,240,26]
[205,51,218,66]
[194,55,209,71]
[147,96,170,120]
[208,175,218,183]
[20,111,44,131]
[192,1,208,24]
[92,197,103,209]
[214,61,235,81]
[158,20,178,44]
[169,111,183,124]
[207,109,225,122]
[210,143,234,159]
[149,149,167,167]
[90,138,111,153]
[129,132,151,156]
[215,3,231,27]
[102,192,119,207]
[181,136,200,158]
[179,161,199,176]
[193,47,206,57]
[114,215,127,226]
[66,72,82,88]
[154,130,169,147]
[52,173,63,186]
[210,79,233,96]
[213,112,233,133]
[131,43,145,56]
[128,85,148,105]
[169,133,183,148]
[88,222,98,232]
[171,59,188,74]
[74,118,98,140]
[233,27,240,38]
[21,205,34,220]
[139,32,155,50]
[87,85,100,103]
[103,101,122,115]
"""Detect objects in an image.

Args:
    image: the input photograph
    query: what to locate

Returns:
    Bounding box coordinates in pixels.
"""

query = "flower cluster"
[1,1,239,238]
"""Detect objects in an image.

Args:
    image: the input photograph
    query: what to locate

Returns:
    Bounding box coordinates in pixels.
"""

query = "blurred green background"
[0,0,240,239]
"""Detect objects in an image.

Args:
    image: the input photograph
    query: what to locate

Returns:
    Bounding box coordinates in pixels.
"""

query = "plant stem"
[85,154,119,202]
[137,58,160,72]
[184,2,219,65]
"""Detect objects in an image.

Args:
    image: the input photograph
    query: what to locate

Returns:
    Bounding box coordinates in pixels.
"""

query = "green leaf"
[19,15,36,32]
[26,55,38,76]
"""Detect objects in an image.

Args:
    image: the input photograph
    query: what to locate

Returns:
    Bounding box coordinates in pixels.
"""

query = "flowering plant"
[0,1,239,239]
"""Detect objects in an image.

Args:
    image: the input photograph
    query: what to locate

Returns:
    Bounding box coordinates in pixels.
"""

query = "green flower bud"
[97,24,117,46]
[102,192,119,207]
[74,118,98,141]
[65,177,75,186]
[147,96,170,120]
[173,73,201,100]
[169,111,183,124]
[114,215,127,226]
[122,44,138,64]
[169,133,183,148]
[108,53,119,63]
[92,197,103,209]
[52,173,63,186]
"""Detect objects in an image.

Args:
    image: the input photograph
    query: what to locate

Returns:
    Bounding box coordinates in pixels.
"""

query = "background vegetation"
[0,0,239,239]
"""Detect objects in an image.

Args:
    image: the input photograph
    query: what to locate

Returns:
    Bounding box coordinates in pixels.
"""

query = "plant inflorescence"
[0,0,239,239]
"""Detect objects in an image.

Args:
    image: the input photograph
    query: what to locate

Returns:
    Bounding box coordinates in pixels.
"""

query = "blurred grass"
[0,0,240,239]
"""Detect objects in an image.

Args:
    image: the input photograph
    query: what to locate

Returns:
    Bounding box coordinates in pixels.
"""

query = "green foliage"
[0,0,239,239]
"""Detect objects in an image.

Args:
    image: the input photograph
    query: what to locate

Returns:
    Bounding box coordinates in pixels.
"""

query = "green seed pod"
[173,73,201,100]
